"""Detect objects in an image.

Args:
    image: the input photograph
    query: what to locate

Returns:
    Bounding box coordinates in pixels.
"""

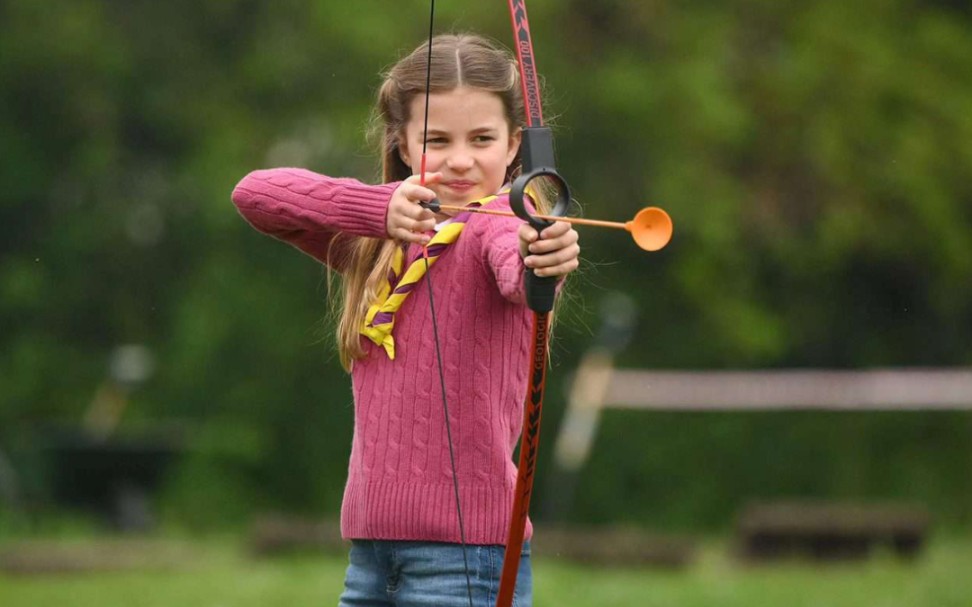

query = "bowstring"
[420,4,476,606]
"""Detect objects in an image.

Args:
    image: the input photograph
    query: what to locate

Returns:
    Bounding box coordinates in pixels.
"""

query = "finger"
[393,196,437,229]
[527,228,579,255]
[517,224,538,259]
[518,223,540,244]
[518,220,572,247]
[539,220,571,240]
[400,183,439,206]
[392,225,432,245]
[528,256,580,278]
[394,213,436,234]
[397,199,436,222]
[524,243,581,273]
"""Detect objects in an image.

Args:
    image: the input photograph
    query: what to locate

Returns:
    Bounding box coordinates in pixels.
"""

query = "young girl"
[232,34,579,607]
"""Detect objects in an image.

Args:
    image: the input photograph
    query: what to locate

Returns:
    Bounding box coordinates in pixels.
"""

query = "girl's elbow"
[231,170,268,209]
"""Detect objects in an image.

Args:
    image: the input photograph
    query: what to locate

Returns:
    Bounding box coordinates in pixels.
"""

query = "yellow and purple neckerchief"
[360,195,499,359]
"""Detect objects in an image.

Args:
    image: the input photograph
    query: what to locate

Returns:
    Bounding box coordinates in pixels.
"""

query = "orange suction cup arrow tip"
[626,207,673,251]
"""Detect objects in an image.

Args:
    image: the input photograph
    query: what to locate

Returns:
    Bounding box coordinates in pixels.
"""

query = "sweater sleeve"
[231,168,399,270]
[472,196,528,305]
[473,194,570,306]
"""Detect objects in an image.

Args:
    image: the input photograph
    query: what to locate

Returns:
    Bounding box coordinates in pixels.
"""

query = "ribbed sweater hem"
[341,478,533,546]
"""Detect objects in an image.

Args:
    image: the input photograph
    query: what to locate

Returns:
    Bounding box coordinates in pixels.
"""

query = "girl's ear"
[506,127,523,167]
[397,134,411,168]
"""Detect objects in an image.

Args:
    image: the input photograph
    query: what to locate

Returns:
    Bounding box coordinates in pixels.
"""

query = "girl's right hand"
[386,173,442,245]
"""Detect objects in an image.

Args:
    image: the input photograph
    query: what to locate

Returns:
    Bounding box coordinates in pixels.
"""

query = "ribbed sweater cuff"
[332,180,398,238]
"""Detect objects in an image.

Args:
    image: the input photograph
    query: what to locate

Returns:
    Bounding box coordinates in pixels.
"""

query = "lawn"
[1,535,970,606]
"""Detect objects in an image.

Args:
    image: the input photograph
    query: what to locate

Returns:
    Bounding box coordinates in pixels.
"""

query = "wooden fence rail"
[605,368,972,411]
[553,361,972,473]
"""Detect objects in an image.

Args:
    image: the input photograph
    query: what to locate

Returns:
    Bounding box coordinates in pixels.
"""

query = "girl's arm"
[231,168,398,270]
[474,198,580,304]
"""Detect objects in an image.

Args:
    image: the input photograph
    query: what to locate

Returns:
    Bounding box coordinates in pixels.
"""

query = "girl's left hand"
[519,221,580,278]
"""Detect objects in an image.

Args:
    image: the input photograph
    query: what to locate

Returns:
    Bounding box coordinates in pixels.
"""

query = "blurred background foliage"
[1,0,970,533]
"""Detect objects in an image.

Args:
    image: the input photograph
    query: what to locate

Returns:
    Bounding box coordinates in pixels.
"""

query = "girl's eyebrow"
[423,126,500,137]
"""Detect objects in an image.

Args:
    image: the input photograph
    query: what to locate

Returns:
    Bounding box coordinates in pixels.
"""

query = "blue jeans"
[338,540,532,607]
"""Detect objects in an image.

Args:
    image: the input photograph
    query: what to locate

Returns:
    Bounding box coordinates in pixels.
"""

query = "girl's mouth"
[443,180,476,193]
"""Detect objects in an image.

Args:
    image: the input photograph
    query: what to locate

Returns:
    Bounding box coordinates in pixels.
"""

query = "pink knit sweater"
[232,168,534,545]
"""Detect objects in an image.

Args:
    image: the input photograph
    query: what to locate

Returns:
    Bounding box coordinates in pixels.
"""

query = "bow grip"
[509,126,571,313]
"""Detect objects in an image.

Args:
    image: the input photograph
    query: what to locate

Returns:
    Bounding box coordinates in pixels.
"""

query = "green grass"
[1,536,970,606]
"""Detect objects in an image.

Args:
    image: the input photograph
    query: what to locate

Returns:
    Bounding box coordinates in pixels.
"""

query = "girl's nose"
[447,149,474,171]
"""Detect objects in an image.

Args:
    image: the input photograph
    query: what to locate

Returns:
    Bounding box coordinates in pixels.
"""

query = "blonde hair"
[330,33,553,370]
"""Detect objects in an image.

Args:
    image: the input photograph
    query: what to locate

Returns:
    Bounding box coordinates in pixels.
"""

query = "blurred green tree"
[1,0,970,530]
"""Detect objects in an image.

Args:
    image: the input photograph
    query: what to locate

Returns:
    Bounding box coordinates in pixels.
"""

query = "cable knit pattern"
[232,168,534,545]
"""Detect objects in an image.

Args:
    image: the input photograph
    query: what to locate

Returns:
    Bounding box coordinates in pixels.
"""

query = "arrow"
[421,201,674,251]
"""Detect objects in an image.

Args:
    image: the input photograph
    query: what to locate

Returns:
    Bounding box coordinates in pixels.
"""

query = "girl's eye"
[426,137,448,145]
[474,135,496,144]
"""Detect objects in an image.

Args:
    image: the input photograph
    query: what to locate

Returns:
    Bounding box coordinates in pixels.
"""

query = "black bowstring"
[420,3,476,606]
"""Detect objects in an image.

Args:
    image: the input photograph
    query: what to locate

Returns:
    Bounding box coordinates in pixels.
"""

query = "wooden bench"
[735,501,931,561]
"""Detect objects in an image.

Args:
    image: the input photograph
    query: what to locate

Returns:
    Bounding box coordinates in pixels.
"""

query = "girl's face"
[400,86,521,209]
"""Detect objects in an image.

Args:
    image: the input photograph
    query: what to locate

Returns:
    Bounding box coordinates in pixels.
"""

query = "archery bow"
[419,2,672,606]
[493,2,569,605]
